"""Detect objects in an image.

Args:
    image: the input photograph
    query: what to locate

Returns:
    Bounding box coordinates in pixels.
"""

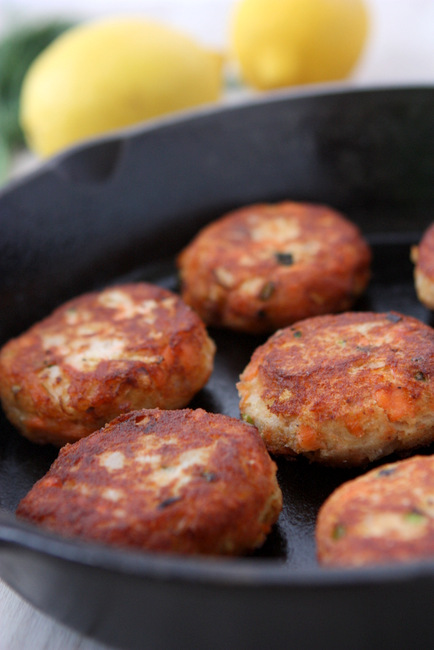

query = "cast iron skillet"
[0,86,433,650]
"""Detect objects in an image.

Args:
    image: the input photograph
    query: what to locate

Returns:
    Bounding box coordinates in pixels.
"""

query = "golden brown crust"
[316,455,434,567]
[412,223,434,309]
[16,408,282,556]
[177,201,371,333]
[0,283,215,446]
[238,311,434,466]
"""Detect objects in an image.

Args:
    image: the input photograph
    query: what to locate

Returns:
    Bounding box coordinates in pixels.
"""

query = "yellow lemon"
[20,17,223,156]
[230,0,369,90]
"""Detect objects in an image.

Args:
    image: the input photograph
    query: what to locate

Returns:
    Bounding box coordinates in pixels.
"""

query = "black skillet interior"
[0,86,433,649]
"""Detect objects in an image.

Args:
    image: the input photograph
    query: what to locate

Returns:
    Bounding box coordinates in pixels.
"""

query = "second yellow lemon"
[20,17,223,157]
[231,0,369,90]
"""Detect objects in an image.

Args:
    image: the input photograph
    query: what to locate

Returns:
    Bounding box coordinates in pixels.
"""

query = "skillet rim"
[0,83,433,603]
[2,79,433,197]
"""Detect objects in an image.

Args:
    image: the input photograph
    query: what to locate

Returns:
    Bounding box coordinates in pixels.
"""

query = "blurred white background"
[1,0,434,85]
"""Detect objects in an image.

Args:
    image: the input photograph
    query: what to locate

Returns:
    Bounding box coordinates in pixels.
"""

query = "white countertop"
[0,1,433,648]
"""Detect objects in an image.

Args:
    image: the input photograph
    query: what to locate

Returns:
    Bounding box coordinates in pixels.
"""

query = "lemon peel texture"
[231,0,369,90]
[20,17,223,157]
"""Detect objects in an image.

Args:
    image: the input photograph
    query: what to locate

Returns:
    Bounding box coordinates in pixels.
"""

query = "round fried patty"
[238,311,434,466]
[16,408,282,556]
[412,222,434,309]
[316,454,434,567]
[177,201,371,333]
[0,283,215,446]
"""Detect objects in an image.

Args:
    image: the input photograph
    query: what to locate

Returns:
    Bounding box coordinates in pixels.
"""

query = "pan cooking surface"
[0,87,433,649]
[1,233,432,570]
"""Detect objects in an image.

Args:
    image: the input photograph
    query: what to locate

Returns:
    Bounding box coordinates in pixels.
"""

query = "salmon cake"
[411,222,434,309]
[238,311,434,466]
[316,455,434,568]
[0,283,215,446]
[177,201,371,334]
[16,408,282,556]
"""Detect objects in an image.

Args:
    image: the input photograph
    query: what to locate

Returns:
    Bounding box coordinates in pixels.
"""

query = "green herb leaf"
[0,135,10,184]
[332,523,346,540]
[0,20,75,152]
[201,471,217,482]
[158,496,181,509]
[275,252,294,266]
[259,281,276,301]
[404,510,425,524]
